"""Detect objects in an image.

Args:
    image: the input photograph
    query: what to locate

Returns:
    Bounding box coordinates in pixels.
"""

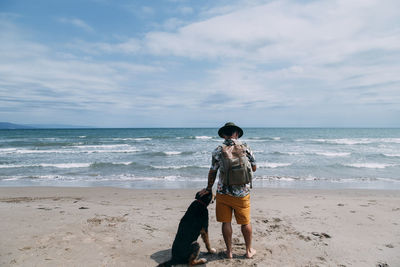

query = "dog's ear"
[195,192,201,200]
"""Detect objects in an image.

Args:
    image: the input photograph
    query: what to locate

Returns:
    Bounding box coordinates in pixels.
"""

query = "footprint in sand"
[311,232,331,239]
[18,246,32,251]
[376,262,389,267]
[297,233,311,242]
[37,207,52,211]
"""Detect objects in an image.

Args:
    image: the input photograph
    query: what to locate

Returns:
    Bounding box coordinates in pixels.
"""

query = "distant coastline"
[0,122,35,129]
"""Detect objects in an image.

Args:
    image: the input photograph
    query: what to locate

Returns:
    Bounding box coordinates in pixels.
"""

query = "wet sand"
[0,187,399,266]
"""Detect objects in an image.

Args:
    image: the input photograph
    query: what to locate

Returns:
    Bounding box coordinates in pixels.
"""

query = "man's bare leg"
[241,224,256,258]
[222,222,233,258]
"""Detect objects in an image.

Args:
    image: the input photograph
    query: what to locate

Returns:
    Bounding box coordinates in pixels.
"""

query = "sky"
[0,0,399,128]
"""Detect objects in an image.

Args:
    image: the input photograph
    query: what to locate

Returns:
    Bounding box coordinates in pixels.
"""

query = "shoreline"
[1,187,399,266]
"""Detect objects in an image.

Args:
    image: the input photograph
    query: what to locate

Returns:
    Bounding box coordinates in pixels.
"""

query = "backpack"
[220,142,253,188]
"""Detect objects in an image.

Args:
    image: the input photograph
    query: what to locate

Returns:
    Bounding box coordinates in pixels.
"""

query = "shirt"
[210,139,256,197]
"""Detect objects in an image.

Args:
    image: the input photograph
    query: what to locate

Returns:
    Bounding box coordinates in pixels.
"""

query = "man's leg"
[241,223,256,258]
[222,222,233,258]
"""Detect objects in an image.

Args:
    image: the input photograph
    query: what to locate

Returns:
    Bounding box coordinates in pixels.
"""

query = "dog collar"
[196,199,207,207]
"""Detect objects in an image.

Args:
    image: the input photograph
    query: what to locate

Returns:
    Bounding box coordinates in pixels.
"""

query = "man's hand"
[198,188,210,197]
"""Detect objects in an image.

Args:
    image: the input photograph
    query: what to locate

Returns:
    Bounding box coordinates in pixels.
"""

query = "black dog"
[158,191,216,267]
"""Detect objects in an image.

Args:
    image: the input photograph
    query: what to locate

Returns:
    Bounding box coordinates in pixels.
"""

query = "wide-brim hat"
[218,122,243,138]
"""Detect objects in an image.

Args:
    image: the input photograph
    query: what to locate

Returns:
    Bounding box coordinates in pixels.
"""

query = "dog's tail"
[157,259,174,267]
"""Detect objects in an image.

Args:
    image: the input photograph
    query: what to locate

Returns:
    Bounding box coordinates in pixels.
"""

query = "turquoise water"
[1,128,400,189]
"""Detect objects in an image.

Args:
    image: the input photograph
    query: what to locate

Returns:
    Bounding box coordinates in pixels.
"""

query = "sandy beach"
[0,187,399,267]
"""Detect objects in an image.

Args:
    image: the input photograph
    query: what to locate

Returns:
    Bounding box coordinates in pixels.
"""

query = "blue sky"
[1,0,399,127]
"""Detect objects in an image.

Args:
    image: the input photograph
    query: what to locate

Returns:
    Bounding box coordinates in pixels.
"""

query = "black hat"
[218,122,243,138]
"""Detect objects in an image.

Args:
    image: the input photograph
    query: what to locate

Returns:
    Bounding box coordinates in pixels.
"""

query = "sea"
[1,128,400,190]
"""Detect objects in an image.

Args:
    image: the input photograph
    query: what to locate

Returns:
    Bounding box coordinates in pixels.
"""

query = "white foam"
[345,163,395,169]
[71,144,131,149]
[287,152,302,155]
[151,165,189,169]
[258,162,292,168]
[384,153,400,157]
[0,163,91,169]
[312,138,373,145]
[133,138,152,141]
[315,152,351,157]
[309,138,400,145]
[258,175,316,181]
[0,164,24,168]
[381,138,400,144]
[163,175,183,181]
[7,148,140,154]
[151,164,208,169]
[164,151,182,155]
[195,136,212,139]
[0,148,17,154]
[42,163,91,168]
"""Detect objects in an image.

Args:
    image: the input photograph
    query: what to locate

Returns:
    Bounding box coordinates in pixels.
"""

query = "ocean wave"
[258,162,292,168]
[145,151,194,157]
[314,152,351,157]
[71,144,131,149]
[164,151,182,155]
[111,137,152,141]
[150,164,209,170]
[311,138,372,145]
[271,151,302,156]
[90,162,133,168]
[0,148,17,154]
[1,148,141,154]
[0,163,91,169]
[383,153,400,157]
[344,163,396,169]
[256,175,400,183]
[304,138,400,145]
[257,175,317,181]
[42,163,91,168]
[195,136,213,139]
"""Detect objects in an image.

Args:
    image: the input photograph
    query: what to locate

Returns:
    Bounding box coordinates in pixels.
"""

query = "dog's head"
[195,190,214,206]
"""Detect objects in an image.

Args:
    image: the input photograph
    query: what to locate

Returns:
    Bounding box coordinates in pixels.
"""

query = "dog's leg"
[188,241,206,266]
[200,228,217,254]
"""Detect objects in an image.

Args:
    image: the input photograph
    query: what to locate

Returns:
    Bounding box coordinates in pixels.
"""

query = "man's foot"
[226,250,233,259]
[245,248,256,259]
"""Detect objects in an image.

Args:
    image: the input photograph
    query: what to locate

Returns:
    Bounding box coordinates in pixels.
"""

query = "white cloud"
[68,38,142,55]
[58,17,94,32]
[144,0,400,111]
[0,23,165,119]
[145,0,400,62]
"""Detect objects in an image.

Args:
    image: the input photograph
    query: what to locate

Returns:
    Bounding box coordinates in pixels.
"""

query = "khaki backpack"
[220,143,253,188]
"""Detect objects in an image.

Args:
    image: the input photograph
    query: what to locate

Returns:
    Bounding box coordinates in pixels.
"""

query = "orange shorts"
[216,193,251,225]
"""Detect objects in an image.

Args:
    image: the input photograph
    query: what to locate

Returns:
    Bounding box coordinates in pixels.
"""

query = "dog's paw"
[198,258,207,264]
[209,248,217,254]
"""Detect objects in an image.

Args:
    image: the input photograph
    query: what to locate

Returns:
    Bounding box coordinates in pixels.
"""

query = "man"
[200,122,256,259]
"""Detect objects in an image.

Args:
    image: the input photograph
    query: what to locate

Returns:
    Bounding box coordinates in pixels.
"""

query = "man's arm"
[206,169,217,191]
[199,169,217,196]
